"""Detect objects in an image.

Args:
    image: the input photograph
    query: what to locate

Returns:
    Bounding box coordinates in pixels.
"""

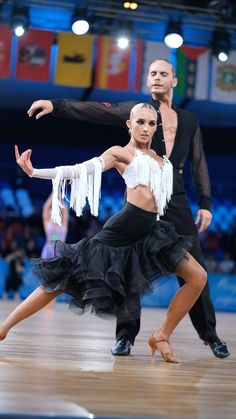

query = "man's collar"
[150,97,178,112]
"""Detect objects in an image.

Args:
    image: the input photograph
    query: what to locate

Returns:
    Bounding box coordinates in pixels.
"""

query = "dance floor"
[0,300,235,419]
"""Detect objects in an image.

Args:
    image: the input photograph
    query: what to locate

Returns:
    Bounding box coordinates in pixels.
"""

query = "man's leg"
[112,296,141,356]
[162,202,229,358]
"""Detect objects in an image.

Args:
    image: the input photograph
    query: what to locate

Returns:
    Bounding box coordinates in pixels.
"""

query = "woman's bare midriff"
[127,186,158,213]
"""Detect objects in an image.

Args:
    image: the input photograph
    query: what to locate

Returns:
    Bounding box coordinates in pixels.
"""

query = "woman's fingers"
[14,145,20,162]
[14,145,32,166]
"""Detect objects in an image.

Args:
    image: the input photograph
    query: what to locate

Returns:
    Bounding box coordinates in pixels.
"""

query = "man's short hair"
[148,58,176,77]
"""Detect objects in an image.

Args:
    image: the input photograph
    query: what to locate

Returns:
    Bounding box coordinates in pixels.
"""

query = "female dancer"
[0,103,206,362]
[41,194,68,258]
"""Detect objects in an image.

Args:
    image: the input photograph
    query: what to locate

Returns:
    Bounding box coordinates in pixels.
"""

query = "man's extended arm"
[28,99,136,127]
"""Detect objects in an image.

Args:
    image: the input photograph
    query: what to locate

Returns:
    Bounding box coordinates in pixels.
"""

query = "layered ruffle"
[33,219,192,323]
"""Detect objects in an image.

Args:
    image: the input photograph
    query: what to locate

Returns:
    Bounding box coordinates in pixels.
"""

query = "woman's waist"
[124,201,157,218]
[99,202,157,243]
[127,189,158,214]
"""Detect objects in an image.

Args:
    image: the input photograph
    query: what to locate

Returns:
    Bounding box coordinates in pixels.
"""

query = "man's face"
[146,60,177,96]
[128,106,157,147]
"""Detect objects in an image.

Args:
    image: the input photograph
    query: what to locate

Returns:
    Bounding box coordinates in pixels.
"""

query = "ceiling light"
[164,20,183,49]
[123,2,139,10]
[71,9,89,35]
[11,5,29,37]
[117,36,129,49]
[114,21,133,49]
[212,29,231,62]
[208,1,234,21]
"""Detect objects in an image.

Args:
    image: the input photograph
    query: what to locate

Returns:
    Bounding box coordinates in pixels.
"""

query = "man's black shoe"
[111,337,132,356]
[204,338,230,358]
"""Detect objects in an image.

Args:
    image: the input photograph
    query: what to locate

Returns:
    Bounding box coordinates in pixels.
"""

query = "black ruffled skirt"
[33,203,192,322]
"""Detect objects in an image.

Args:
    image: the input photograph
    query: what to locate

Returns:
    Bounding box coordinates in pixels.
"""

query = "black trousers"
[116,195,218,344]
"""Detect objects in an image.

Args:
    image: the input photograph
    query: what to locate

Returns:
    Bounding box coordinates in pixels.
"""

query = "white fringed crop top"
[122,150,173,218]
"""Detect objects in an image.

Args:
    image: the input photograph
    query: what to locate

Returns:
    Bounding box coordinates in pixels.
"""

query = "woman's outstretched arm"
[14,144,126,179]
[15,144,128,224]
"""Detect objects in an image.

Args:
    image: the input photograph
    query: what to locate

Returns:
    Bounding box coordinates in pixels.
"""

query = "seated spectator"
[205,252,219,272]
[218,252,235,274]
[5,247,26,299]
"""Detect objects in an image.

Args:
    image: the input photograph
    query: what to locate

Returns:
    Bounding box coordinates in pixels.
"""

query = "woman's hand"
[15,145,34,177]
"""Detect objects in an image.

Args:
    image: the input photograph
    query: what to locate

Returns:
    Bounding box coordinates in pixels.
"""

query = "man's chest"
[153,108,178,158]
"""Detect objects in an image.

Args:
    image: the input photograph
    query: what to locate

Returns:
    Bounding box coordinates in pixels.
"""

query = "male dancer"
[27,59,229,358]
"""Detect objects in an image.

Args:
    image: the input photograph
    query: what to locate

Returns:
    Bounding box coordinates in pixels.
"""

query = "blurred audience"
[1,184,236,299]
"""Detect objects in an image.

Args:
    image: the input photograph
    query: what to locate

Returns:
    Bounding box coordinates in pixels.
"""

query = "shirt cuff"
[199,197,212,212]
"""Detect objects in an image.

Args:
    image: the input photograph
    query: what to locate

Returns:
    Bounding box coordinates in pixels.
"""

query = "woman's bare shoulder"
[149,149,157,157]
[107,145,131,158]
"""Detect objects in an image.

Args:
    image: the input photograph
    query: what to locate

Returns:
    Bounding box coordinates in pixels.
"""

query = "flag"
[176,46,210,100]
[95,35,132,91]
[141,41,170,94]
[210,50,236,104]
[0,24,12,78]
[133,40,144,92]
[15,29,53,82]
[55,33,94,87]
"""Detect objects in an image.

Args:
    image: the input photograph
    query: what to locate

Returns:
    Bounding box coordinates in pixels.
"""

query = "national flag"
[176,46,210,100]
[0,24,12,78]
[133,40,144,92]
[15,29,53,82]
[55,33,94,87]
[95,35,132,91]
[210,50,236,104]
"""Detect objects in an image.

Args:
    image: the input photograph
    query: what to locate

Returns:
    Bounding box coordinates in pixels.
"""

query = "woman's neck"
[128,139,150,151]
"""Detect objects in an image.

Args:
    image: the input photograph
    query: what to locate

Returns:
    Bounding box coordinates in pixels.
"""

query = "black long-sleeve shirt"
[52,98,211,211]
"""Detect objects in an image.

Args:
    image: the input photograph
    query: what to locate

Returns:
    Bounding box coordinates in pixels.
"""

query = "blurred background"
[0,0,236,309]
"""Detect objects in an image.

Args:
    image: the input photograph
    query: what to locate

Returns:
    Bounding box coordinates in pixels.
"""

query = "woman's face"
[128,107,157,147]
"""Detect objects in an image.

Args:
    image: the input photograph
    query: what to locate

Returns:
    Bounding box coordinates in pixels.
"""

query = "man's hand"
[27,100,53,119]
[195,209,212,233]
[15,145,34,177]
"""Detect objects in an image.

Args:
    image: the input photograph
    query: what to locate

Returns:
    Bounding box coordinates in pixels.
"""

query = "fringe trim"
[123,151,173,218]
[51,158,103,225]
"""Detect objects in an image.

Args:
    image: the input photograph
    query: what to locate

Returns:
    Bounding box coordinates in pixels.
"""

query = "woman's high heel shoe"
[148,335,180,363]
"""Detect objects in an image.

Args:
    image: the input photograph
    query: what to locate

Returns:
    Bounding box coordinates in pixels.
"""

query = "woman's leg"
[0,287,62,341]
[150,253,207,361]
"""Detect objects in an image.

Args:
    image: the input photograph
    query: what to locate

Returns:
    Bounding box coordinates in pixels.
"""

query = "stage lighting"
[11,5,29,37]
[208,1,234,21]
[212,30,231,62]
[117,36,129,49]
[123,2,139,10]
[71,9,89,35]
[164,20,183,49]
[115,22,133,49]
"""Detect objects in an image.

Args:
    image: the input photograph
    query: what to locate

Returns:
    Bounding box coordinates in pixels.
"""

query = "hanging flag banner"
[133,40,144,92]
[95,35,131,91]
[0,24,12,78]
[176,46,210,100]
[210,50,236,104]
[15,29,53,82]
[55,33,94,87]
[141,41,170,94]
